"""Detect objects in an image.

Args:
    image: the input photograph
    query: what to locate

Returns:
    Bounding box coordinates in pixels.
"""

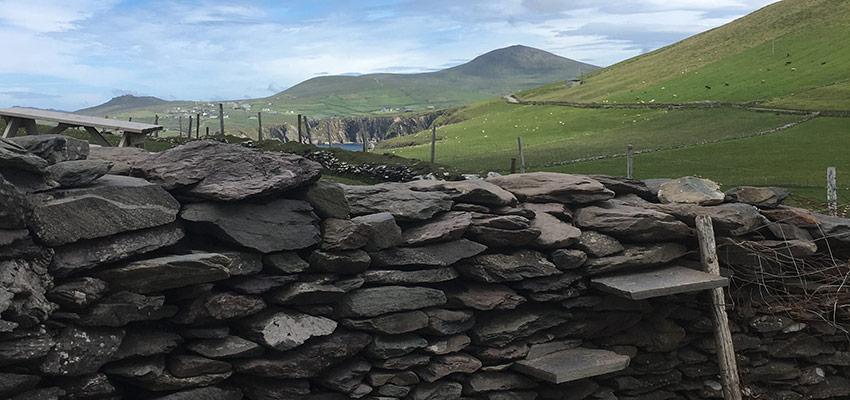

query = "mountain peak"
[77,94,167,115]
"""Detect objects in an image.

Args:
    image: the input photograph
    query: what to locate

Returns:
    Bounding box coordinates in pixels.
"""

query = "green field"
[378,99,804,173]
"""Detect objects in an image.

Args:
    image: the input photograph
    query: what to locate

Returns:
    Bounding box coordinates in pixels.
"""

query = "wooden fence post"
[188,116,193,140]
[257,112,263,141]
[179,116,183,138]
[219,103,225,136]
[297,114,303,143]
[695,215,743,400]
[205,126,209,137]
[430,126,436,164]
[327,123,332,149]
[828,167,837,216]
[627,144,634,179]
[517,137,526,173]
[128,117,132,122]
[154,115,158,125]
[196,113,200,139]
[510,158,517,174]
[362,132,367,152]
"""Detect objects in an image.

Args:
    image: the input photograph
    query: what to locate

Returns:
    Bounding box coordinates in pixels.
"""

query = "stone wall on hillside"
[1,136,849,400]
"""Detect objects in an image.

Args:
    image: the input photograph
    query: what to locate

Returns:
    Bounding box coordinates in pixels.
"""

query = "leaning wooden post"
[196,113,200,138]
[257,112,263,141]
[627,144,634,179]
[695,216,743,400]
[178,116,183,138]
[510,158,517,174]
[517,137,526,173]
[430,126,436,164]
[154,115,159,137]
[828,167,837,216]
[218,103,225,136]
[187,116,193,140]
[297,114,303,143]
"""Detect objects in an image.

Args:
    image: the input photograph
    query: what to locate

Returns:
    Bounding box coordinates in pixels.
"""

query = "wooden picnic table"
[0,107,163,148]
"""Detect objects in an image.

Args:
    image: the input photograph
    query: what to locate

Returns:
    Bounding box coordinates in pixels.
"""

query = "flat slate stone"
[591,265,728,300]
[181,199,320,253]
[97,253,231,293]
[513,348,630,384]
[370,239,487,269]
[344,183,453,221]
[487,172,614,205]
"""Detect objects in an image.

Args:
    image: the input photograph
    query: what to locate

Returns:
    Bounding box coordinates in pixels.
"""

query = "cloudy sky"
[0,0,781,111]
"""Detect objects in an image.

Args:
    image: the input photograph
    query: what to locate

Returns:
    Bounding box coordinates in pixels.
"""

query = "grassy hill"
[521,0,850,110]
[379,0,850,205]
[73,45,598,137]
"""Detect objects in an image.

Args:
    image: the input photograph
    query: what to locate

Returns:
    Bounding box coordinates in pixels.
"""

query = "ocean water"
[315,143,365,151]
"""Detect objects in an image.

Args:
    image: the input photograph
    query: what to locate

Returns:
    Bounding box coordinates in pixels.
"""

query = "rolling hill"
[382,0,850,204]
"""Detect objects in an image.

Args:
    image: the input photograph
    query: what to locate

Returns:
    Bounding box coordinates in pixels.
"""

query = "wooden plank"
[84,126,112,147]
[828,167,837,216]
[2,117,22,138]
[0,107,162,134]
[627,144,634,179]
[696,215,743,400]
[513,348,630,384]
[219,103,225,135]
[591,265,728,300]
[518,137,525,173]
[257,112,263,141]
[430,126,436,164]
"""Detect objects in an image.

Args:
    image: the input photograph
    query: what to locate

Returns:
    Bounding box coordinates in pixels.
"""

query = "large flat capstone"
[590,265,729,300]
[513,347,630,384]
[132,140,322,201]
[336,286,447,318]
[97,253,231,293]
[181,199,320,253]
[29,175,180,246]
[487,172,614,204]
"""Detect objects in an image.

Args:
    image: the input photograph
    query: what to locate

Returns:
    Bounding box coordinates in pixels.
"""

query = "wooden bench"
[0,107,163,149]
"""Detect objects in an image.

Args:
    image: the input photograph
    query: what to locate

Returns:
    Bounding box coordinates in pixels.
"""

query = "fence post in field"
[154,114,159,125]
[218,103,225,136]
[627,144,634,179]
[297,114,303,143]
[430,126,436,164]
[510,158,517,174]
[128,117,132,122]
[828,166,837,216]
[205,126,209,137]
[327,123,332,149]
[179,116,183,138]
[196,113,200,138]
[362,132,367,152]
[257,112,263,141]
[517,137,526,173]
[188,117,193,140]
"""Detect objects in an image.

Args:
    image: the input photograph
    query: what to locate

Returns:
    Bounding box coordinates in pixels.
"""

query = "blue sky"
[0,0,780,111]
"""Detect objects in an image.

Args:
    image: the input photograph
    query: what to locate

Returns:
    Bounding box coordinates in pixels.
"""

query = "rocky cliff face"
[1,136,849,400]
[268,110,446,144]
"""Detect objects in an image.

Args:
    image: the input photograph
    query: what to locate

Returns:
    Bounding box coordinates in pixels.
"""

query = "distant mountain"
[279,45,599,106]
[77,94,169,117]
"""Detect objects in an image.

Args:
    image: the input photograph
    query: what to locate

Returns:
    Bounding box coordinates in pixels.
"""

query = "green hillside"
[521,0,850,109]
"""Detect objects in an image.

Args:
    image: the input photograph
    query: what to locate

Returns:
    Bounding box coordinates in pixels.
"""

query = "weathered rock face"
[0,174,31,229]
[39,326,124,376]
[181,199,320,253]
[96,253,231,293]
[487,172,614,204]
[725,186,790,208]
[456,250,561,283]
[304,180,350,219]
[45,160,112,188]
[402,211,473,246]
[574,202,691,242]
[29,175,180,246]
[0,254,56,330]
[134,140,322,201]
[344,183,453,221]
[6,135,89,165]
[241,310,337,351]
[658,176,725,205]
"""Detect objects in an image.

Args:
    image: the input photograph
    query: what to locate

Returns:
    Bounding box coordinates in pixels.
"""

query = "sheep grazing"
[792,67,797,71]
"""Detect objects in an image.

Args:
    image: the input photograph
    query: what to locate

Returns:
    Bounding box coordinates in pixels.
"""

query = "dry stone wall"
[1,136,848,400]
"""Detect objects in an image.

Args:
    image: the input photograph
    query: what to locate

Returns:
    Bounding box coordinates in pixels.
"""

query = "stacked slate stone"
[1,137,849,400]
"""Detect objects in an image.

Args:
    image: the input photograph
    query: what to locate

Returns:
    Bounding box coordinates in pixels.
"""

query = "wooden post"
[257,112,263,141]
[297,114,303,143]
[430,126,436,164]
[154,115,159,137]
[179,116,183,138]
[196,113,200,139]
[362,132,367,152]
[219,103,225,136]
[510,158,517,174]
[517,137,526,173]
[128,117,132,122]
[695,216,743,400]
[627,144,634,179]
[205,126,209,137]
[828,167,837,216]
[187,116,193,140]
[327,123,332,149]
